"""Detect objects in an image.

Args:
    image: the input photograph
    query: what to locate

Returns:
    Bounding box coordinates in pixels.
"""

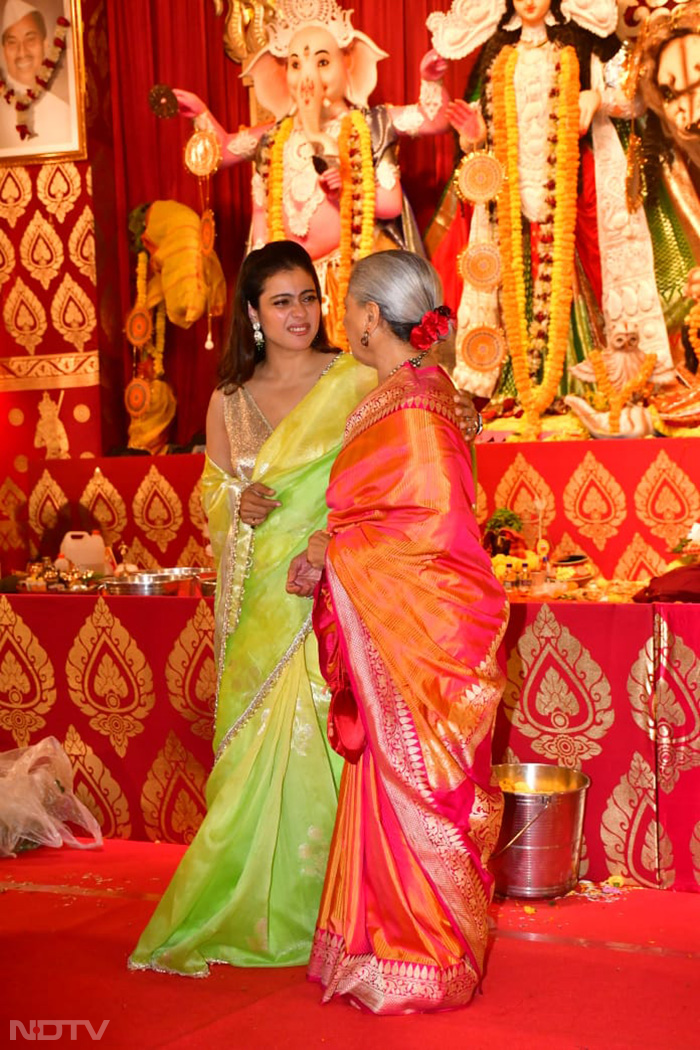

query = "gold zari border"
[0,350,99,392]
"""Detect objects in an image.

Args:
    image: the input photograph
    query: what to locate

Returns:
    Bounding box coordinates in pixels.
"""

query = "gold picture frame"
[0,0,86,165]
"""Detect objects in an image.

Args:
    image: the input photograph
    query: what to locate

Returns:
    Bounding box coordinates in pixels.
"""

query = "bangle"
[475,412,483,437]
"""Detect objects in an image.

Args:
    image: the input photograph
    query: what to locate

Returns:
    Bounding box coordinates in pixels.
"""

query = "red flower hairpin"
[409,305,455,351]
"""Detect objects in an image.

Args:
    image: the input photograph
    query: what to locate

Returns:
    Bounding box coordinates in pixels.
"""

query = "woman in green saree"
[129,241,375,974]
[129,241,480,976]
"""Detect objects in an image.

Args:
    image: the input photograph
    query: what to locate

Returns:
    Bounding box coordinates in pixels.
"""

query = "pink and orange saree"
[309,364,509,1014]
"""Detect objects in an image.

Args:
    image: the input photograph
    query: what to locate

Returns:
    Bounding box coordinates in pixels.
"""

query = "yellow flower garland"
[686,301,700,361]
[267,117,294,241]
[265,110,375,349]
[336,110,375,348]
[153,303,167,378]
[491,44,580,437]
[589,349,657,433]
[136,251,148,307]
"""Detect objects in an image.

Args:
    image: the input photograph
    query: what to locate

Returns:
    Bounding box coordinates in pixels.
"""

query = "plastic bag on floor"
[0,736,103,858]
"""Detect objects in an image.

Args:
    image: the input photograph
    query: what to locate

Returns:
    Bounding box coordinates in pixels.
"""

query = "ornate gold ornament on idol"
[124,376,152,419]
[148,83,179,119]
[124,305,153,348]
[184,129,222,178]
[458,242,502,291]
[460,325,507,373]
[200,209,216,256]
[454,151,504,205]
[184,129,221,349]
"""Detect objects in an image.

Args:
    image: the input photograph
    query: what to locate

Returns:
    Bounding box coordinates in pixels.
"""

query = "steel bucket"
[490,762,590,899]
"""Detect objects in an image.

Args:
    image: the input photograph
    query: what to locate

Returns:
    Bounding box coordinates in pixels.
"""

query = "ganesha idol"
[427,0,693,440]
[174,0,451,344]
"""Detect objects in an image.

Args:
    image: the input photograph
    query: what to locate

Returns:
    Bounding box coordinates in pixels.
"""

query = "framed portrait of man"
[0,0,86,164]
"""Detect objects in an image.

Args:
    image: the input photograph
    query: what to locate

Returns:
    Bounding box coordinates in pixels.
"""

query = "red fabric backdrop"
[105,0,467,446]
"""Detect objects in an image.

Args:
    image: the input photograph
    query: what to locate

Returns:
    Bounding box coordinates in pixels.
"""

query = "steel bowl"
[100,573,182,596]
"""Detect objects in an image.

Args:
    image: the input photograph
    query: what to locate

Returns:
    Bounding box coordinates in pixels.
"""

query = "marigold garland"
[336,109,375,349]
[0,15,70,141]
[267,117,294,241]
[153,303,167,378]
[490,44,580,437]
[265,110,375,350]
[686,301,700,360]
[589,348,657,433]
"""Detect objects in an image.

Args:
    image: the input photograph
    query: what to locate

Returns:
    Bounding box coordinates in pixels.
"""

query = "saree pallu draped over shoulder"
[309,366,509,1013]
[129,354,376,975]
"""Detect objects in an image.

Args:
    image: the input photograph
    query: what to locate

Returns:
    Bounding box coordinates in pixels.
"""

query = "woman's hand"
[453,388,483,443]
[286,552,322,597]
[319,167,342,200]
[307,529,331,569]
[446,99,486,150]
[419,49,449,82]
[578,89,601,135]
[173,89,208,119]
[239,482,281,527]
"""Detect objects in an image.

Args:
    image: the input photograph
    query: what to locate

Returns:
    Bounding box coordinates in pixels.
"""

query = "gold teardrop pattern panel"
[0,595,56,746]
[51,273,97,352]
[123,537,161,572]
[3,277,48,354]
[68,204,97,285]
[562,451,626,551]
[0,166,31,228]
[36,162,81,223]
[28,468,67,538]
[66,596,156,757]
[63,723,132,839]
[504,604,614,767]
[691,821,700,888]
[166,600,216,740]
[133,465,184,553]
[0,227,16,288]
[188,477,207,535]
[493,453,556,551]
[634,449,700,550]
[19,211,64,291]
[140,730,207,844]
[179,535,213,568]
[653,621,700,794]
[0,476,27,551]
[614,532,669,581]
[601,751,674,889]
[628,633,656,742]
[79,468,127,546]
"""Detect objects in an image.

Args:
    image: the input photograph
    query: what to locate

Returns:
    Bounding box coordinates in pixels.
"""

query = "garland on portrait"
[0,13,69,140]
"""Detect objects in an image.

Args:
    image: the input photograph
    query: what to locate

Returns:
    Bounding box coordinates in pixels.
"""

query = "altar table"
[14,437,700,579]
[1,594,698,892]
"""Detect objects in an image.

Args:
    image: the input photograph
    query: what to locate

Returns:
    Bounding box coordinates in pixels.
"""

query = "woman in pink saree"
[287,251,509,1014]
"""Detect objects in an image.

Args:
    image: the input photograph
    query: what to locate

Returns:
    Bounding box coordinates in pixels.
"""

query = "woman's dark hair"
[218,240,333,390]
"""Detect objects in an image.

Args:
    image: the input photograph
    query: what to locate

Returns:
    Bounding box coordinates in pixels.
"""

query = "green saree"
[129,353,375,974]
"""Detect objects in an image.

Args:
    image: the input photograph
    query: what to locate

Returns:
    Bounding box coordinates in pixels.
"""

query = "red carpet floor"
[1,839,698,1050]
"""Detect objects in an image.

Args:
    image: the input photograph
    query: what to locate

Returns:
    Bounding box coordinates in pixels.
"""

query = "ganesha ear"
[344,33,389,109]
[241,48,292,121]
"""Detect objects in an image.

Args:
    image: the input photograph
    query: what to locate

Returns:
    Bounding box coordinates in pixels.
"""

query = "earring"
[360,330,370,347]
[252,320,265,350]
